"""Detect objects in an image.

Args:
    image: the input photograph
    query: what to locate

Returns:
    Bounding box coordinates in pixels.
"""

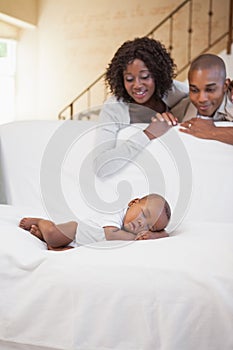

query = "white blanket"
[0,205,233,350]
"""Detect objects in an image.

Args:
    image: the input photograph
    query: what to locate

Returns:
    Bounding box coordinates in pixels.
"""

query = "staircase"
[58,0,233,121]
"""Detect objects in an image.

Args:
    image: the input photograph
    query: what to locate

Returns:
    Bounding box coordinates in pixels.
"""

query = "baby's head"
[123,193,171,234]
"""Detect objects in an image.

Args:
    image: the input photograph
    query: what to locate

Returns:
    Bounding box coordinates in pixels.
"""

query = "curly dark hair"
[105,36,177,102]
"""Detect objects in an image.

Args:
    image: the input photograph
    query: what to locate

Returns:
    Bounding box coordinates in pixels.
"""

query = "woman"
[94,37,188,177]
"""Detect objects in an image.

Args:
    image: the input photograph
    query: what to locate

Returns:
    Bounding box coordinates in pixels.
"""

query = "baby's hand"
[135,230,169,240]
[135,231,150,240]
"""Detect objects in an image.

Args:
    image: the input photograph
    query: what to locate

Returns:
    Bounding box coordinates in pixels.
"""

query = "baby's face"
[123,196,168,234]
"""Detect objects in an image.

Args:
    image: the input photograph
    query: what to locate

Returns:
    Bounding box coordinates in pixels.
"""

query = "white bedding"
[1,205,233,350]
[0,120,233,350]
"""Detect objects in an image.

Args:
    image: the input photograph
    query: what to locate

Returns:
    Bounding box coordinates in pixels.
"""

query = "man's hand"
[135,230,169,240]
[180,117,233,145]
[180,118,217,140]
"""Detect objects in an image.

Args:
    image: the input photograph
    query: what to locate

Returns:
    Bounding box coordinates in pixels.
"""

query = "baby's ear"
[128,198,140,207]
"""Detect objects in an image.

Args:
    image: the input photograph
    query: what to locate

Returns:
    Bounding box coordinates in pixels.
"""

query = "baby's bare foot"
[30,224,44,241]
[19,217,41,231]
[47,245,74,251]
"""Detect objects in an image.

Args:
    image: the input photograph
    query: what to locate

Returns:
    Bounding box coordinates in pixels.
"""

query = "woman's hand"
[144,112,178,140]
[154,112,178,126]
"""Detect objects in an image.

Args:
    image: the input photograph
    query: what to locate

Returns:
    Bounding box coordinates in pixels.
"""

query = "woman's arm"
[93,81,189,178]
[93,98,150,178]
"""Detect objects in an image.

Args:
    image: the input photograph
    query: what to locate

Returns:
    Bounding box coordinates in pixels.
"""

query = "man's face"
[188,67,228,117]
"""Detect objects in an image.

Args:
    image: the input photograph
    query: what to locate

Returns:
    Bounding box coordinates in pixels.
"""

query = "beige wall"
[0,19,19,38]
[18,0,187,118]
[0,0,231,121]
[0,0,37,26]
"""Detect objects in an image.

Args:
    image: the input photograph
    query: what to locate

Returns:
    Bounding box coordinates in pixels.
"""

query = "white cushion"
[0,120,232,228]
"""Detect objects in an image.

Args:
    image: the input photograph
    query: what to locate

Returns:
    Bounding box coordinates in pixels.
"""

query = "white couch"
[0,120,233,350]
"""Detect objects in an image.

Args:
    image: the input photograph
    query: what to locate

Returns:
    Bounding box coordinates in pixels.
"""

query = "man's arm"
[180,118,233,145]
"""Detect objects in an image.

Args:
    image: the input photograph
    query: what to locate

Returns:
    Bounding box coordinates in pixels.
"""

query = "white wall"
[16,28,38,120]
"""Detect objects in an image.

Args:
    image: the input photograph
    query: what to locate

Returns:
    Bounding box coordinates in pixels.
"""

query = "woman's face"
[123,59,155,105]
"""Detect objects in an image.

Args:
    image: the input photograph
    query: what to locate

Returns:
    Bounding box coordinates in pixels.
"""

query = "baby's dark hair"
[143,193,171,225]
[105,36,177,103]
[164,199,171,222]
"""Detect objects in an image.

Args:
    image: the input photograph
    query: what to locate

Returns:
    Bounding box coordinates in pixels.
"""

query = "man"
[172,53,233,145]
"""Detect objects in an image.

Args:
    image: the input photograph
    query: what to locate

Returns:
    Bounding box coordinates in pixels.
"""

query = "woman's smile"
[123,59,155,105]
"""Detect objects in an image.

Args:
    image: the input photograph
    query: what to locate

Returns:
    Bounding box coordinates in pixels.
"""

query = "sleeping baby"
[19,193,171,250]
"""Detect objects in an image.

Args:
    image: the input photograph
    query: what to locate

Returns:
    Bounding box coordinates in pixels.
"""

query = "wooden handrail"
[58,0,190,120]
[227,0,233,54]
[146,0,190,37]
[58,72,106,120]
[58,0,233,120]
[177,31,231,76]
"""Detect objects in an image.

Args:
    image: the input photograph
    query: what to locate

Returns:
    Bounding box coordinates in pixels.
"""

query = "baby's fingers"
[135,231,148,240]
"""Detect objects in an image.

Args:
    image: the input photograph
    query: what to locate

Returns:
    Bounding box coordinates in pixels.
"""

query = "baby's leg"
[19,217,41,231]
[19,217,77,249]
[37,220,78,249]
[19,218,44,240]
[30,224,44,241]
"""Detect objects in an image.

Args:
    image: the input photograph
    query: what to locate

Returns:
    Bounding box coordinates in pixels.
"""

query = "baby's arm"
[104,226,137,241]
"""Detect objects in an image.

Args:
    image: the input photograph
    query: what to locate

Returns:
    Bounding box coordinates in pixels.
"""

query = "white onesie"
[72,207,128,246]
